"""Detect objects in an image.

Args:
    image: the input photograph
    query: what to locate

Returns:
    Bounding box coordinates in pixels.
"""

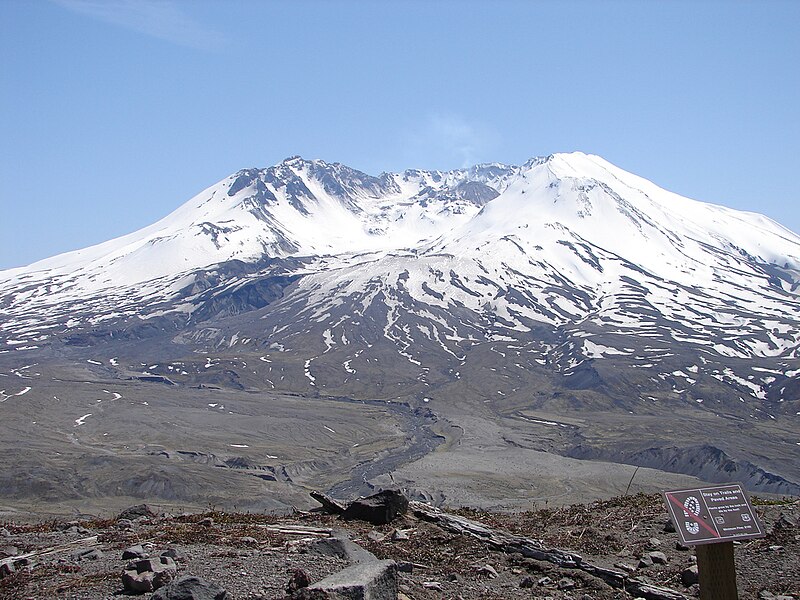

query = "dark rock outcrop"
[117,504,158,521]
[341,490,408,525]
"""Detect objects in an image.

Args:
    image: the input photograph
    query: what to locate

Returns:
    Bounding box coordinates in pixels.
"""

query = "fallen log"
[310,491,348,514]
[260,524,333,536]
[409,501,688,600]
[9,535,99,562]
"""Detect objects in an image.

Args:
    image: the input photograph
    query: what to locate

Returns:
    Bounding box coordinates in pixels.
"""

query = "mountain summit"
[1,152,799,507]
[3,152,798,358]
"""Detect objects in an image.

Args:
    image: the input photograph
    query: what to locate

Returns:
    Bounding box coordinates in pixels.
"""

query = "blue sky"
[1,0,798,269]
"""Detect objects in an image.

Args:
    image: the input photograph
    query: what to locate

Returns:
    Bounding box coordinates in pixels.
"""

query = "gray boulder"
[71,548,104,561]
[123,544,149,559]
[149,575,229,599]
[118,504,157,521]
[306,534,376,564]
[308,560,397,600]
[681,565,699,586]
[0,559,14,579]
[161,547,188,562]
[122,556,177,593]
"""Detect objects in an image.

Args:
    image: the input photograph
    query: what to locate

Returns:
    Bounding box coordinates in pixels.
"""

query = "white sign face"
[663,484,765,546]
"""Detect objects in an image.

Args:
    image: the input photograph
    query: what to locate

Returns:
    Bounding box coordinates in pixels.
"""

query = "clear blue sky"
[1,0,799,269]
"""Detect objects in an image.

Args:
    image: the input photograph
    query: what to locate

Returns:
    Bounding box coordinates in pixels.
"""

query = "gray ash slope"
[1,152,799,513]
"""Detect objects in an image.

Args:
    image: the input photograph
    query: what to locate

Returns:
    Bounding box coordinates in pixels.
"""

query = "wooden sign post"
[663,484,765,600]
[695,541,738,599]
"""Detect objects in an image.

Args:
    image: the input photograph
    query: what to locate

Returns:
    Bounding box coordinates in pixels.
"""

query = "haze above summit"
[1,1,798,269]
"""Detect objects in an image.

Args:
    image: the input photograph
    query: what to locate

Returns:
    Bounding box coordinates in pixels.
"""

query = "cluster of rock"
[0,505,229,599]
[116,506,231,599]
[116,492,408,599]
[279,488,410,599]
[0,521,92,580]
[0,527,29,580]
[3,493,796,599]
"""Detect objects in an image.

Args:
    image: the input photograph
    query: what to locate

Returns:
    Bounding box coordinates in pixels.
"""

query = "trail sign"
[662,484,765,546]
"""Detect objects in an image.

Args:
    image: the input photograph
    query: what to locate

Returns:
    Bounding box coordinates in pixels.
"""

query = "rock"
[758,591,776,600]
[773,513,797,530]
[538,576,553,586]
[0,545,19,558]
[396,562,414,573]
[117,519,135,530]
[768,545,784,552]
[367,531,386,542]
[0,559,14,579]
[0,528,10,537]
[647,537,662,549]
[198,517,214,527]
[123,544,148,560]
[308,559,397,599]
[287,568,311,593]
[681,565,699,587]
[648,551,668,564]
[637,555,653,568]
[117,504,157,521]
[675,541,690,551]
[150,575,229,599]
[520,575,536,588]
[422,581,443,590]
[475,564,498,578]
[446,573,463,583]
[663,519,676,533]
[614,562,636,572]
[71,548,104,561]
[239,537,258,546]
[291,589,332,600]
[122,556,177,593]
[161,547,187,562]
[390,528,410,541]
[64,525,91,535]
[306,534,376,564]
[341,489,409,525]
[558,577,576,591]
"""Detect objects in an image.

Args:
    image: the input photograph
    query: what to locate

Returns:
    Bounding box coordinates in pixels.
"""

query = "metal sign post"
[663,484,765,600]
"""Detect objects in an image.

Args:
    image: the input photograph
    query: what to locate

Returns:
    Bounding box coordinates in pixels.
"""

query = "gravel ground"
[1,493,797,600]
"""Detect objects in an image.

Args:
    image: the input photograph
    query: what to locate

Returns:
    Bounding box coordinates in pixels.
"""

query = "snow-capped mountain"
[2,152,799,360]
[2,152,800,496]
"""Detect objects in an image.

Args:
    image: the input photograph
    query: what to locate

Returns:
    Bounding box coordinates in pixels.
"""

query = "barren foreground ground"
[1,493,797,600]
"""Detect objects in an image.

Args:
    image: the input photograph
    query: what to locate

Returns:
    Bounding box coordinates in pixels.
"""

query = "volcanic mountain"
[1,152,799,515]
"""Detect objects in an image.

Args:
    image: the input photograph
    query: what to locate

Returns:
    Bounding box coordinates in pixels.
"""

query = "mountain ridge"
[1,152,799,511]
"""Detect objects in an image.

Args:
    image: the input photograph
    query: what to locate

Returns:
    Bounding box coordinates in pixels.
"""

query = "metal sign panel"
[663,484,765,546]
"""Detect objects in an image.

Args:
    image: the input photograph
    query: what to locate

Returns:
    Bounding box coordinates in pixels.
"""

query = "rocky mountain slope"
[1,152,799,514]
[1,493,798,600]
